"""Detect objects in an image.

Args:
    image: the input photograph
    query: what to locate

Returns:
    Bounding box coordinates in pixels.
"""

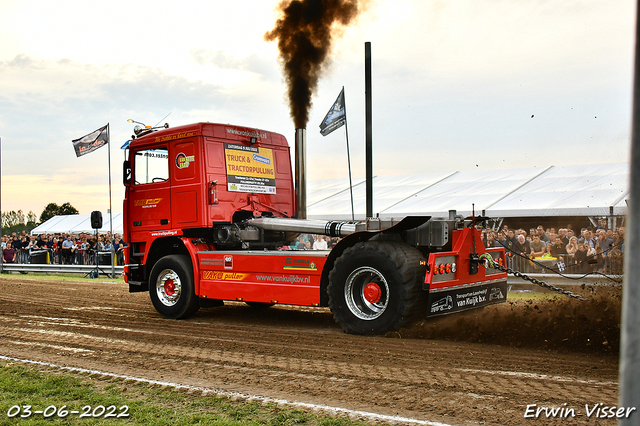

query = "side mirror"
[123,160,132,185]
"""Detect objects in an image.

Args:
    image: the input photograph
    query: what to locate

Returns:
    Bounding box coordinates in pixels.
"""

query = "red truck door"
[128,146,172,232]
[170,139,203,227]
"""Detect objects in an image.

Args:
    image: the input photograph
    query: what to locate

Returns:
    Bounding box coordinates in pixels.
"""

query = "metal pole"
[107,124,115,279]
[619,1,640,423]
[365,42,373,218]
[342,87,355,221]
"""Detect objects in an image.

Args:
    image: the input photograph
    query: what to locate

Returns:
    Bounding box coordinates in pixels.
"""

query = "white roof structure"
[307,163,629,220]
[28,163,629,233]
[30,213,123,235]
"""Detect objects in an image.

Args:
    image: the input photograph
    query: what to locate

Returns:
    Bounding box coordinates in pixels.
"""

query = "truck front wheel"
[149,254,200,319]
[328,241,426,335]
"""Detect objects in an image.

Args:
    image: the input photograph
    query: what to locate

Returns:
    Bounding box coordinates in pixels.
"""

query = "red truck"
[122,122,508,334]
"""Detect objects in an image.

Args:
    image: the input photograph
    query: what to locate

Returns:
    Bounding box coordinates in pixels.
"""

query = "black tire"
[244,301,275,309]
[148,254,200,319]
[328,240,426,335]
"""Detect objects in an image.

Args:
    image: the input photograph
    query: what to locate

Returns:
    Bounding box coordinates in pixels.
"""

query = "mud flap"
[426,280,508,317]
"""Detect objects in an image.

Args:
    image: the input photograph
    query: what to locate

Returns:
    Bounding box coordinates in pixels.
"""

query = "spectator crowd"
[283,234,338,251]
[4,219,624,276]
[482,218,624,275]
[2,230,126,266]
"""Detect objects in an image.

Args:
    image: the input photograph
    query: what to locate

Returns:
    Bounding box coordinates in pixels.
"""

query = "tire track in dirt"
[0,277,620,425]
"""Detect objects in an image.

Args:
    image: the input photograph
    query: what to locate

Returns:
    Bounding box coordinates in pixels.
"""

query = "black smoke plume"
[265,0,364,129]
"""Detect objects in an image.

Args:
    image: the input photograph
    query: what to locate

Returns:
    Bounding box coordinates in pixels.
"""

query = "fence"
[0,263,123,277]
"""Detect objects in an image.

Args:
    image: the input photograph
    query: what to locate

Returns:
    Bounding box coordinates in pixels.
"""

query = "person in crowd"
[95,235,105,252]
[609,232,624,274]
[596,229,613,253]
[510,234,531,272]
[114,237,126,265]
[617,226,626,253]
[572,243,589,274]
[35,234,48,250]
[582,230,596,249]
[505,229,517,252]
[329,237,338,248]
[78,237,88,265]
[312,234,328,250]
[565,236,579,255]
[549,236,567,258]
[27,235,36,260]
[2,242,16,263]
[514,234,530,256]
[529,235,546,258]
[558,228,569,245]
[596,218,608,231]
[11,236,22,264]
[85,237,95,264]
[546,230,557,247]
[295,235,306,250]
[484,230,496,248]
[112,237,120,259]
[592,246,606,273]
[103,238,113,252]
[536,226,550,243]
[61,235,74,264]
[577,228,588,245]
[18,235,28,263]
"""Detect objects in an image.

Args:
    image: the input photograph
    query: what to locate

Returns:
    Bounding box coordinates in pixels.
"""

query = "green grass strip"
[0,361,370,425]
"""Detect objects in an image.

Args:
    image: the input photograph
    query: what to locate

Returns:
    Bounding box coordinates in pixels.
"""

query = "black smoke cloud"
[265,0,365,129]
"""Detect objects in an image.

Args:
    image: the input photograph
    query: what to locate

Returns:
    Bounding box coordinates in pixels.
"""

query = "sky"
[0,0,636,217]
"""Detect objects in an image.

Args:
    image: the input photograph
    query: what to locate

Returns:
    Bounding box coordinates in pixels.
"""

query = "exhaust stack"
[295,128,306,219]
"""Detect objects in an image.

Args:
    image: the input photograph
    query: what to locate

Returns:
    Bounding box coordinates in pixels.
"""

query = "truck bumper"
[426,279,508,317]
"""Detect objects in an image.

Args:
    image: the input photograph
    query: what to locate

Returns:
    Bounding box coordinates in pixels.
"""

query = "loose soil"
[0,276,622,425]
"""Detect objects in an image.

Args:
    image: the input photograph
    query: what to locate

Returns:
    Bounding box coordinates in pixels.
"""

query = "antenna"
[153,112,172,128]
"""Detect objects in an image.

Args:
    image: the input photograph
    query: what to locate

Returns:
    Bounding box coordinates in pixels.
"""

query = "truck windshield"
[134,148,169,184]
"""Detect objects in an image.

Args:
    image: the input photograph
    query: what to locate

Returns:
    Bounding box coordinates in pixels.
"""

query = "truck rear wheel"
[328,241,426,335]
[149,254,200,319]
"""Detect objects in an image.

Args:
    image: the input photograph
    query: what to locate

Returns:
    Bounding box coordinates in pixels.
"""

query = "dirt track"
[0,276,622,425]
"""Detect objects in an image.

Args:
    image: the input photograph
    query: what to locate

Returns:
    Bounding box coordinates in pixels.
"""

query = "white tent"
[307,163,629,221]
[29,163,629,233]
[30,213,123,235]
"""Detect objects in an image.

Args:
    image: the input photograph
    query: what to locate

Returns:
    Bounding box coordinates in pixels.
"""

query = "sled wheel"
[328,240,426,335]
[245,301,275,309]
[149,254,200,319]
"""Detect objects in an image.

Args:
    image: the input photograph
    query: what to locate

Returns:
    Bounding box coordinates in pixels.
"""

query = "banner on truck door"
[224,143,276,194]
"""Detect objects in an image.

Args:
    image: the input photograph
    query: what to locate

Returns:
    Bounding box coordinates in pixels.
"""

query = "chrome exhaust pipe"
[248,217,357,237]
[295,128,306,219]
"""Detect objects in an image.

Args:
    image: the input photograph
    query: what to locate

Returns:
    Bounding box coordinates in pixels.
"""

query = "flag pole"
[342,87,355,221]
[107,124,115,278]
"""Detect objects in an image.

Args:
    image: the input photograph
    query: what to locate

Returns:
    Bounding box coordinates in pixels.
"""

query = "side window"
[134,148,169,184]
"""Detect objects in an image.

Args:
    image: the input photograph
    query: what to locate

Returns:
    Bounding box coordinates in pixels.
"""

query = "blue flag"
[319,89,346,136]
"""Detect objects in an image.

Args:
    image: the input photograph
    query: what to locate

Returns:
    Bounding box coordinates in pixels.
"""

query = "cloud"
[189,48,280,82]
[0,55,228,165]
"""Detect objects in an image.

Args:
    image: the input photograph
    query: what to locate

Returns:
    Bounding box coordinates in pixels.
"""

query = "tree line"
[1,202,79,235]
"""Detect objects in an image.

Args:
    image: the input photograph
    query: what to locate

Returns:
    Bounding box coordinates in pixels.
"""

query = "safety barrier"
[0,263,123,277]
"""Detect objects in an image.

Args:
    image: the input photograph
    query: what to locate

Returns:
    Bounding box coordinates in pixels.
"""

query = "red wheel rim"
[363,282,382,304]
[164,279,176,297]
